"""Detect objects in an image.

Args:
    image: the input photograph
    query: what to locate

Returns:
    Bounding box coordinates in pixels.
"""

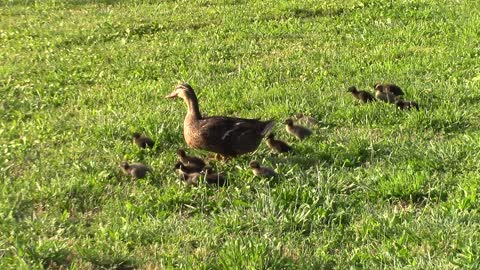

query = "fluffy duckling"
[395,99,419,111]
[266,133,292,154]
[374,87,396,104]
[174,161,201,174]
[284,118,312,140]
[374,83,404,96]
[176,149,206,171]
[132,132,155,149]
[249,161,277,178]
[174,161,200,183]
[119,161,151,179]
[174,163,226,186]
[295,113,318,125]
[347,86,376,103]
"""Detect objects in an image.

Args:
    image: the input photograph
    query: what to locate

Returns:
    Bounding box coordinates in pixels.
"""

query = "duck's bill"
[165,91,178,99]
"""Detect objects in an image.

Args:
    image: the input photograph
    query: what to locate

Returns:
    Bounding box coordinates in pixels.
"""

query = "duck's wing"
[199,116,273,140]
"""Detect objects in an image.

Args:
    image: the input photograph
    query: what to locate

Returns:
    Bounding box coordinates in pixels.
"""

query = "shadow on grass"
[288,7,347,18]
[266,139,392,171]
[87,259,136,270]
[58,21,211,48]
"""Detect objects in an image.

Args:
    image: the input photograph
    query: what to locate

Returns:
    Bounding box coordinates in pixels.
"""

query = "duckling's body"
[375,88,396,103]
[166,83,274,159]
[284,119,312,140]
[374,83,404,96]
[120,161,151,179]
[176,149,206,171]
[175,164,226,186]
[249,161,277,178]
[174,161,202,175]
[347,86,376,103]
[395,99,419,111]
[266,133,292,153]
[295,113,318,125]
[132,133,155,149]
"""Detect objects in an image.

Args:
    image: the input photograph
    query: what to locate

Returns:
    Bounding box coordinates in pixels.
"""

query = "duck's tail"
[261,120,275,136]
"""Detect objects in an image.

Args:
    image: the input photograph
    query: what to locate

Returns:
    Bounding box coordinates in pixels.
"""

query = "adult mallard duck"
[166,83,275,159]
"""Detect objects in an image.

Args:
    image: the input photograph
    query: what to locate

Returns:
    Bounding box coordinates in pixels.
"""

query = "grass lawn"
[1,0,480,269]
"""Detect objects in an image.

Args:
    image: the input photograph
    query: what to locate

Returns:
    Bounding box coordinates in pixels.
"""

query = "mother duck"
[166,83,275,159]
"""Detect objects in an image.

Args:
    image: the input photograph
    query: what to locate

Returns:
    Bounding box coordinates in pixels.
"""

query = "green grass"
[1,0,480,268]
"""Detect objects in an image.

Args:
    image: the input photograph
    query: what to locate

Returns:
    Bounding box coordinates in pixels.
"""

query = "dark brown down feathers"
[395,99,419,110]
[347,86,376,103]
[374,83,404,96]
[266,133,292,153]
[132,133,155,149]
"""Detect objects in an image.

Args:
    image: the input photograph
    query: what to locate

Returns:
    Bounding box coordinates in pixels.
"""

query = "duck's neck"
[184,93,202,121]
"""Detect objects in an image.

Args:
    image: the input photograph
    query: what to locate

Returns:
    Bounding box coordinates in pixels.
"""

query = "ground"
[1,0,480,269]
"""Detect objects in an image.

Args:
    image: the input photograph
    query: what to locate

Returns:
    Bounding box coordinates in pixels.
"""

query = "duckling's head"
[347,86,357,93]
[249,161,260,169]
[132,132,141,139]
[176,149,186,158]
[267,133,275,140]
[284,119,294,126]
[119,161,130,169]
[374,84,383,91]
[295,113,304,118]
[166,83,195,100]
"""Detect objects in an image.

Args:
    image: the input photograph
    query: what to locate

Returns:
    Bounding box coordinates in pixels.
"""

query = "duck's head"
[249,161,260,169]
[284,119,294,126]
[132,132,141,139]
[347,86,357,93]
[176,149,186,158]
[119,161,130,169]
[374,84,383,91]
[166,83,195,100]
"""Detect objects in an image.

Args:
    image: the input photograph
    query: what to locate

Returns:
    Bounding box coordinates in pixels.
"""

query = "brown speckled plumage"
[166,83,274,159]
